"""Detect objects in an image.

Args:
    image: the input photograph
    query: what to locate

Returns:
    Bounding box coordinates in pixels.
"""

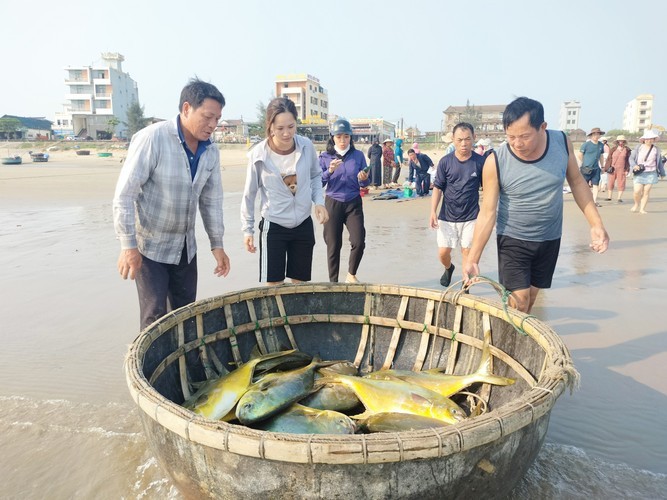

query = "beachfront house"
[55,52,139,140]
[0,115,53,140]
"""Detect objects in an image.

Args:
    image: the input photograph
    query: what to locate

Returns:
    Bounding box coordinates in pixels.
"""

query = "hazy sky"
[2,0,664,132]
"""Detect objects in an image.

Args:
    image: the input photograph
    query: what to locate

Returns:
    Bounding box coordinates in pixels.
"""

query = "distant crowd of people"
[113,78,667,328]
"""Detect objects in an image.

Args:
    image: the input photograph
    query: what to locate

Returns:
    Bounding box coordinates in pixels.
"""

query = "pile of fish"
[182,329,515,435]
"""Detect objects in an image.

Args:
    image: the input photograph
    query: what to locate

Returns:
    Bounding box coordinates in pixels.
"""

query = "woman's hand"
[329,159,342,173]
[244,235,256,253]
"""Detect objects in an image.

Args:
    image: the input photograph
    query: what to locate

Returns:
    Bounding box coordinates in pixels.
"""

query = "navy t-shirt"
[434,151,485,222]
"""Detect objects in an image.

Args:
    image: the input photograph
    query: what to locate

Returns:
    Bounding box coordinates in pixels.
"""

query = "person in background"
[430,123,485,287]
[604,135,631,203]
[113,78,231,329]
[475,138,493,158]
[320,119,370,283]
[577,127,606,207]
[443,132,455,155]
[599,136,610,193]
[407,148,434,196]
[629,129,665,214]
[381,138,395,188]
[412,142,420,154]
[241,97,328,284]
[474,140,485,156]
[367,137,383,190]
[464,97,609,313]
[392,137,404,186]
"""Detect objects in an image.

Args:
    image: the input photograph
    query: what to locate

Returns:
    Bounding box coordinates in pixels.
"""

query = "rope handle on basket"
[440,276,536,336]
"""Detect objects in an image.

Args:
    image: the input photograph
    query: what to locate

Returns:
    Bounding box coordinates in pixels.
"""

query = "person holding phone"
[320,119,370,283]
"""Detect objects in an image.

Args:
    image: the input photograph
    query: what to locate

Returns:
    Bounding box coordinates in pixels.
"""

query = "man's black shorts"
[496,235,561,291]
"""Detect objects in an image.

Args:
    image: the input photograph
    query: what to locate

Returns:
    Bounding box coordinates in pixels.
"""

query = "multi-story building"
[54,52,138,139]
[623,94,654,133]
[348,118,395,143]
[559,100,581,131]
[275,74,328,124]
[442,104,506,137]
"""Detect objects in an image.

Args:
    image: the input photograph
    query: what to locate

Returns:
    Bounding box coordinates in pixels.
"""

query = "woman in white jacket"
[241,97,328,284]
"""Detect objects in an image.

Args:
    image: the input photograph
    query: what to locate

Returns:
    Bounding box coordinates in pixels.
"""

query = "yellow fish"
[320,370,466,425]
[366,328,514,398]
[183,350,302,420]
[360,412,447,433]
[253,404,357,435]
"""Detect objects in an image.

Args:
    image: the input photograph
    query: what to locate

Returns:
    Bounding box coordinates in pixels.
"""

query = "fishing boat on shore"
[29,152,49,163]
[75,150,90,156]
[2,155,22,165]
[125,283,578,499]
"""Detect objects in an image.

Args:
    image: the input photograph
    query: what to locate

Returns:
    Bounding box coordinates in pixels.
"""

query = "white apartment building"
[274,74,328,124]
[623,94,654,133]
[54,52,138,139]
[559,100,581,131]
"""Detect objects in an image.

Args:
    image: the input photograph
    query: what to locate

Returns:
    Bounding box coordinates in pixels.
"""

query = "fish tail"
[475,374,515,386]
[475,328,493,376]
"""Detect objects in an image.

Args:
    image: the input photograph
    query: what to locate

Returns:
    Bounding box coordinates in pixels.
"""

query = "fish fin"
[410,392,434,406]
[249,344,263,359]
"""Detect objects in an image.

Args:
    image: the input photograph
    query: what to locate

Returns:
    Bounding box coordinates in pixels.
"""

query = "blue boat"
[2,156,22,165]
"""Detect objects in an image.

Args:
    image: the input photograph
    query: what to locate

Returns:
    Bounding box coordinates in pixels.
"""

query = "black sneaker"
[440,264,455,287]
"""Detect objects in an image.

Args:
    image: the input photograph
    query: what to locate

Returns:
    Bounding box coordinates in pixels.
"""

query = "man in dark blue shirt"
[407,149,434,196]
[429,122,485,287]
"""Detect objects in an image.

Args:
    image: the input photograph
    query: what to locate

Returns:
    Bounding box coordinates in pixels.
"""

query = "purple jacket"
[320,149,370,202]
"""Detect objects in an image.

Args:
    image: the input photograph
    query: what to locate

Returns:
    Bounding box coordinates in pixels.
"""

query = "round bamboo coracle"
[125,283,578,499]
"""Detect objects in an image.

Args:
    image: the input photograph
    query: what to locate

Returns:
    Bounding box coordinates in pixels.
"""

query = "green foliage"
[255,100,267,137]
[0,117,22,134]
[106,116,120,133]
[460,100,482,130]
[124,102,149,138]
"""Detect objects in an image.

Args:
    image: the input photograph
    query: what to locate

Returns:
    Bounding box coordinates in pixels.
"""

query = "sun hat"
[640,129,659,140]
[615,135,627,142]
[477,138,492,148]
[587,127,605,136]
[382,138,394,144]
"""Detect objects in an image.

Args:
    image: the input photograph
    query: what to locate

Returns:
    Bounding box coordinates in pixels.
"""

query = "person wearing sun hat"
[577,127,606,206]
[381,138,395,188]
[629,129,665,213]
[603,135,631,202]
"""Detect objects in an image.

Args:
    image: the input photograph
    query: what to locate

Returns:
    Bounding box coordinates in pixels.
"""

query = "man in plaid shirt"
[113,78,231,329]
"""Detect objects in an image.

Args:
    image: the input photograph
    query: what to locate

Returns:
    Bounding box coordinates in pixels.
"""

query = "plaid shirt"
[112,117,225,265]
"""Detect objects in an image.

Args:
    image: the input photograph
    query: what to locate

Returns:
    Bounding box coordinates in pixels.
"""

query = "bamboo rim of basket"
[125,283,577,465]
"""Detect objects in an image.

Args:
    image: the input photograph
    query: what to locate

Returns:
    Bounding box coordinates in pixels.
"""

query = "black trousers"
[323,196,366,282]
[135,246,197,330]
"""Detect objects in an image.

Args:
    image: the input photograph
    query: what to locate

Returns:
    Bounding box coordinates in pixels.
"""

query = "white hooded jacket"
[240,135,324,236]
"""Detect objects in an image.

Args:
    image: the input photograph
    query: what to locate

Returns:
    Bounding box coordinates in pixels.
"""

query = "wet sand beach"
[0,148,666,498]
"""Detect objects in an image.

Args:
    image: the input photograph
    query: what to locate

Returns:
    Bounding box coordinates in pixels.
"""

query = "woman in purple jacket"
[320,119,370,283]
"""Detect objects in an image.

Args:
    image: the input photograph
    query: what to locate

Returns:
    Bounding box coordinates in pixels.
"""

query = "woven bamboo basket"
[125,283,577,500]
